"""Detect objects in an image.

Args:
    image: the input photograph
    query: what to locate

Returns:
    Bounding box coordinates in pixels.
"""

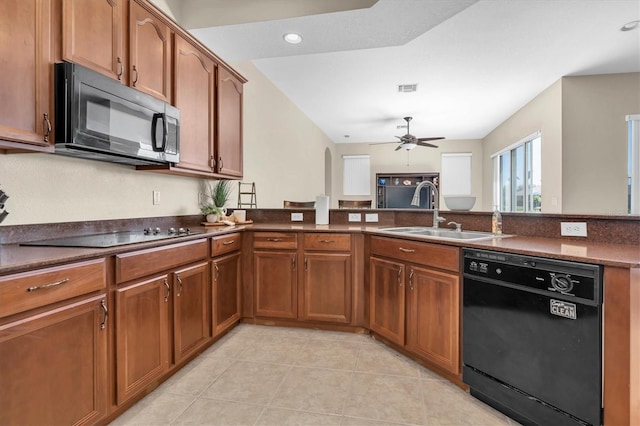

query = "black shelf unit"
[376,172,439,209]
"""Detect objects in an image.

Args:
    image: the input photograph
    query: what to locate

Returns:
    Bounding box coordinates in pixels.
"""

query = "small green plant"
[200,180,233,216]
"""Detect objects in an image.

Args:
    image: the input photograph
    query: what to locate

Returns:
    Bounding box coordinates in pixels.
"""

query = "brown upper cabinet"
[129,0,172,103]
[62,0,126,82]
[171,33,217,175]
[217,66,243,177]
[0,0,54,151]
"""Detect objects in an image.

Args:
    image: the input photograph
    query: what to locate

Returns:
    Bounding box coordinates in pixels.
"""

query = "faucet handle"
[448,221,462,232]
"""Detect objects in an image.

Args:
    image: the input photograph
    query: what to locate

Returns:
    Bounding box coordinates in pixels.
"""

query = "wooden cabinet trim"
[304,233,351,251]
[0,258,106,319]
[253,232,298,249]
[370,236,459,273]
[211,232,243,257]
[115,239,208,283]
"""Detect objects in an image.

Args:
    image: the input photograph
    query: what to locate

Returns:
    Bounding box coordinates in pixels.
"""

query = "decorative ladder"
[237,182,257,208]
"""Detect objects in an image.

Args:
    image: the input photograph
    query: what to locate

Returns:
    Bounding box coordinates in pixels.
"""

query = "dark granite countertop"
[1,222,638,275]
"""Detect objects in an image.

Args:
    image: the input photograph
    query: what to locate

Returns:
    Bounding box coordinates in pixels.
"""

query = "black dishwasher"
[462,248,603,426]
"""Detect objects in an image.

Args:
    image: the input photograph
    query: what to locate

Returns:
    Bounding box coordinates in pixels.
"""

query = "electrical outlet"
[560,222,587,237]
[348,213,362,222]
[198,192,207,205]
[291,212,303,221]
[365,213,379,223]
[152,190,160,205]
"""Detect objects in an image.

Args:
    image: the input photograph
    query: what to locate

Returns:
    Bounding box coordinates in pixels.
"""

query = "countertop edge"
[1,224,638,275]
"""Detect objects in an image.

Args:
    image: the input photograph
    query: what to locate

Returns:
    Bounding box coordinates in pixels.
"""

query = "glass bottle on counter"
[492,206,503,234]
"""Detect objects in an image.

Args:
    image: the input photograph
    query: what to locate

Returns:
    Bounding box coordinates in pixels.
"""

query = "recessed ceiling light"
[621,20,640,31]
[283,33,303,44]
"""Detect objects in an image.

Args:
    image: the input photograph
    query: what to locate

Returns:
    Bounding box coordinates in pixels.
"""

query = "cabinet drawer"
[253,232,298,249]
[0,258,106,318]
[211,232,242,256]
[304,233,351,251]
[116,239,208,283]
[370,236,459,273]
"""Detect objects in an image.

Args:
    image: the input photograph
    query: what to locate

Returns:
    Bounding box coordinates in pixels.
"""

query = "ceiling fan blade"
[417,137,445,142]
[394,144,404,151]
[416,141,439,148]
[368,141,401,145]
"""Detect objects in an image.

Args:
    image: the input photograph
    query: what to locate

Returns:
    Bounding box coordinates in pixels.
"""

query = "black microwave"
[54,61,179,166]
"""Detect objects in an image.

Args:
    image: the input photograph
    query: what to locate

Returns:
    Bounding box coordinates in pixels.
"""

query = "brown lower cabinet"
[252,232,353,324]
[114,240,209,405]
[115,275,170,404]
[369,236,461,376]
[0,295,108,426]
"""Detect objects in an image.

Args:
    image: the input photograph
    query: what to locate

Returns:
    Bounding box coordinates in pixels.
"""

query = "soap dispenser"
[491,205,502,235]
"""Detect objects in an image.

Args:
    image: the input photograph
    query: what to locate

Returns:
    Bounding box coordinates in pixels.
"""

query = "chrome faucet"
[411,181,446,228]
[448,221,462,232]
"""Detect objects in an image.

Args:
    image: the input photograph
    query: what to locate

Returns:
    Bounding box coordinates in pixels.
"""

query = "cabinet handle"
[222,240,235,245]
[27,277,69,292]
[397,267,403,287]
[214,262,219,281]
[267,238,283,242]
[292,254,297,271]
[100,299,108,330]
[132,65,138,86]
[116,57,123,80]
[304,256,308,271]
[409,268,415,291]
[210,156,216,169]
[398,247,416,253]
[219,157,224,170]
[176,274,183,296]
[163,279,170,302]
[318,239,335,243]
[43,113,52,143]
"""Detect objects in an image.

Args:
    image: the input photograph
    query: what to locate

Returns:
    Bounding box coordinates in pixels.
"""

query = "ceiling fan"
[385,117,445,151]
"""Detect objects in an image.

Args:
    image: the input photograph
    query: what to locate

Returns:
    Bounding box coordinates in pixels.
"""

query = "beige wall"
[334,139,484,211]
[561,73,639,215]
[0,154,202,225]
[229,61,335,208]
[482,80,563,213]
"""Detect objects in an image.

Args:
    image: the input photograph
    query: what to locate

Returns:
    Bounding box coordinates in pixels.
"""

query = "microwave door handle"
[152,113,168,152]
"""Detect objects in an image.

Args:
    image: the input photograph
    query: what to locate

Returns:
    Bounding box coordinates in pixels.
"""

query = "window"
[492,132,541,212]
[628,114,640,214]
[343,155,370,195]
[441,153,472,195]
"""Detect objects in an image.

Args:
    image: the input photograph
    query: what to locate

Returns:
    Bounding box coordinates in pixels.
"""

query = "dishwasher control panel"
[463,248,602,303]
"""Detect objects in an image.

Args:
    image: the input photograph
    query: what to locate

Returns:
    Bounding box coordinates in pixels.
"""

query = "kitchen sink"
[377,226,508,241]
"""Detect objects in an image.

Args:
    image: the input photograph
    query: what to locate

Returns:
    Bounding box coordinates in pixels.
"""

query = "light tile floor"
[110,324,518,426]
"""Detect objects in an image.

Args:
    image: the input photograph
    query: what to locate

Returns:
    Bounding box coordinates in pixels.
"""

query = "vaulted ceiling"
[163,0,640,143]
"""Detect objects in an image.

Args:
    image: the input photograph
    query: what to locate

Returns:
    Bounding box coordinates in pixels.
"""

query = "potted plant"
[200,180,233,222]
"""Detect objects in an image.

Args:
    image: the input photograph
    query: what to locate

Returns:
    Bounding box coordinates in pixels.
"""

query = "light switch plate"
[560,222,587,237]
[291,212,304,221]
[365,213,379,222]
[348,213,362,222]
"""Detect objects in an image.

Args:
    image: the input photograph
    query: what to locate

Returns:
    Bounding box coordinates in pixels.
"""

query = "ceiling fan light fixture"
[403,142,417,150]
[283,33,303,44]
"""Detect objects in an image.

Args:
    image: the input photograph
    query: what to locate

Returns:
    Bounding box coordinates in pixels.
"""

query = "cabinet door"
[62,0,125,81]
[369,257,405,346]
[173,34,216,175]
[302,253,352,323]
[254,251,298,319]
[129,0,172,102]
[115,275,170,404]
[173,262,210,362]
[212,252,242,336]
[216,66,243,177]
[0,295,108,426]
[0,0,53,148]
[406,265,460,374]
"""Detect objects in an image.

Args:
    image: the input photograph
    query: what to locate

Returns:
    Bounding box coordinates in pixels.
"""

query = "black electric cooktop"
[21,228,202,248]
